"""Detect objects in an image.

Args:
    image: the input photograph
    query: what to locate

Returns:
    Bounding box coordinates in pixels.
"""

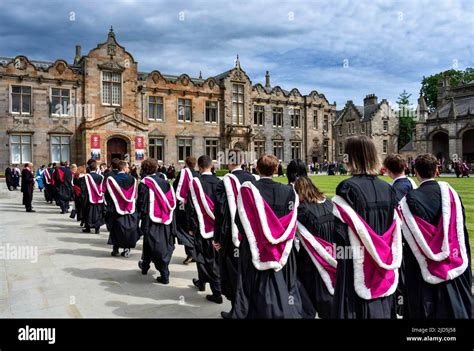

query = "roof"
[0,56,82,73]
[399,140,415,152]
[428,95,474,119]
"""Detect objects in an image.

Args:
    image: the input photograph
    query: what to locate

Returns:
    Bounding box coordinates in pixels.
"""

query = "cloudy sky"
[0,0,472,107]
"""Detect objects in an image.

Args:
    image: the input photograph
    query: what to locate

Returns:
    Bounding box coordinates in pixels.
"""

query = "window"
[205,101,218,123]
[205,139,219,161]
[10,135,32,164]
[232,84,244,125]
[323,114,329,132]
[11,86,31,115]
[149,138,164,162]
[178,138,192,162]
[339,142,343,155]
[290,108,301,128]
[383,140,388,154]
[291,142,301,160]
[313,110,318,129]
[273,141,284,161]
[254,140,265,159]
[273,107,283,127]
[102,71,121,106]
[148,96,164,121]
[178,98,192,122]
[361,123,366,133]
[51,136,70,163]
[383,120,388,132]
[338,126,342,136]
[323,139,329,161]
[253,105,264,126]
[50,88,70,116]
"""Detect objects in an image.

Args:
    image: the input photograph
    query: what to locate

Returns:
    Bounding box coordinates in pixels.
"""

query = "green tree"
[421,68,474,110]
[397,90,416,150]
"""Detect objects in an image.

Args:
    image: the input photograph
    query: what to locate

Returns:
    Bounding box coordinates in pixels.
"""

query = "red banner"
[135,136,144,149]
[91,135,100,149]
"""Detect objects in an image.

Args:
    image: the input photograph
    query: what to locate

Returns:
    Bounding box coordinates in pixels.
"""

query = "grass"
[273,175,474,265]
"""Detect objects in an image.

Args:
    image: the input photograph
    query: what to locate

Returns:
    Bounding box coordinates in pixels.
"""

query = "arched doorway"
[462,129,474,163]
[431,131,449,162]
[107,137,128,164]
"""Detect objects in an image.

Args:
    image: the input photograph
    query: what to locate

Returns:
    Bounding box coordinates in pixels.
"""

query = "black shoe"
[111,250,119,257]
[121,248,131,258]
[183,255,193,265]
[156,276,169,285]
[69,209,76,218]
[26,209,36,213]
[94,228,100,234]
[206,294,223,304]
[221,311,232,319]
[192,278,205,291]
[60,210,66,214]
[82,228,91,233]
[138,261,148,275]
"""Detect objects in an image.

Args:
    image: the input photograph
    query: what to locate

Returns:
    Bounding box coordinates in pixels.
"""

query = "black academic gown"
[54,166,73,211]
[402,180,472,319]
[297,199,336,319]
[82,172,105,230]
[5,167,12,191]
[107,173,140,249]
[214,170,255,306]
[333,175,398,319]
[187,173,221,296]
[104,169,119,231]
[20,168,34,211]
[43,168,54,203]
[137,174,175,280]
[172,168,200,256]
[73,176,83,223]
[233,178,312,319]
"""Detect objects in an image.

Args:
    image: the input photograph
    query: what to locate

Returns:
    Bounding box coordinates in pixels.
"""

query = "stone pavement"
[0,186,230,318]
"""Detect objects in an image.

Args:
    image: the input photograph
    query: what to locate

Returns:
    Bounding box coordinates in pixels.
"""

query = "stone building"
[415,77,474,168]
[0,29,336,170]
[333,94,398,160]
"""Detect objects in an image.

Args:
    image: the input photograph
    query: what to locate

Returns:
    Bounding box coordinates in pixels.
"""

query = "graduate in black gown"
[53,161,73,214]
[43,163,54,203]
[5,166,13,191]
[21,163,35,212]
[295,175,336,318]
[383,153,417,317]
[104,158,120,232]
[213,149,255,318]
[81,161,105,234]
[187,155,222,304]
[400,154,472,318]
[333,136,400,319]
[72,165,86,225]
[137,159,176,284]
[232,155,309,319]
[106,160,140,257]
[172,156,199,264]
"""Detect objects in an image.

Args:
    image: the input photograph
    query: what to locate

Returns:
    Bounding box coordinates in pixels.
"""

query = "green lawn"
[273,175,474,266]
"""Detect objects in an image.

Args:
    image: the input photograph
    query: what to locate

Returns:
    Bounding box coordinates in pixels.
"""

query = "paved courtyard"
[0,186,230,318]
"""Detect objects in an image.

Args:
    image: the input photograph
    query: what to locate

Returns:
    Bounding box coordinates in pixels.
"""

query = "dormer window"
[102,71,121,106]
[383,120,388,132]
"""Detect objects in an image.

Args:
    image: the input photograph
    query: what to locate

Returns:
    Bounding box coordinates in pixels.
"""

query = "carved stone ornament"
[113,108,123,123]
[14,57,27,70]
[152,72,160,84]
[208,79,215,89]
[107,43,117,57]
[56,62,66,75]
[181,76,189,86]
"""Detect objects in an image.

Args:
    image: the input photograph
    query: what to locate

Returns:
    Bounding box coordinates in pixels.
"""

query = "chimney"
[363,93,378,106]
[265,70,270,88]
[74,45,81,64]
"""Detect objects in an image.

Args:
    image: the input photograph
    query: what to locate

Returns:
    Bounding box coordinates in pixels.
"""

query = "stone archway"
[431,131,449,162]
[462,129,474,163]
[107,136,128,164]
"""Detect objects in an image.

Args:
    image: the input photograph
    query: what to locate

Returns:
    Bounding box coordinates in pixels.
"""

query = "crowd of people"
[3,135,472,319]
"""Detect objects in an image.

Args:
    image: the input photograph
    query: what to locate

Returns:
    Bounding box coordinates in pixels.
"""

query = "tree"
[396,90,416,150]
[421,68,474,110]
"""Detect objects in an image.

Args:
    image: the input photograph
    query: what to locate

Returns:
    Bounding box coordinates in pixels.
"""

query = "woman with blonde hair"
[332,136,400,319]
[295,175,336,318]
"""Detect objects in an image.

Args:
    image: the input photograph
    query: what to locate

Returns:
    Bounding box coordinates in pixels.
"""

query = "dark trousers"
[141,240,170,281]
[23,191,32,211]
[197,261,221,296]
